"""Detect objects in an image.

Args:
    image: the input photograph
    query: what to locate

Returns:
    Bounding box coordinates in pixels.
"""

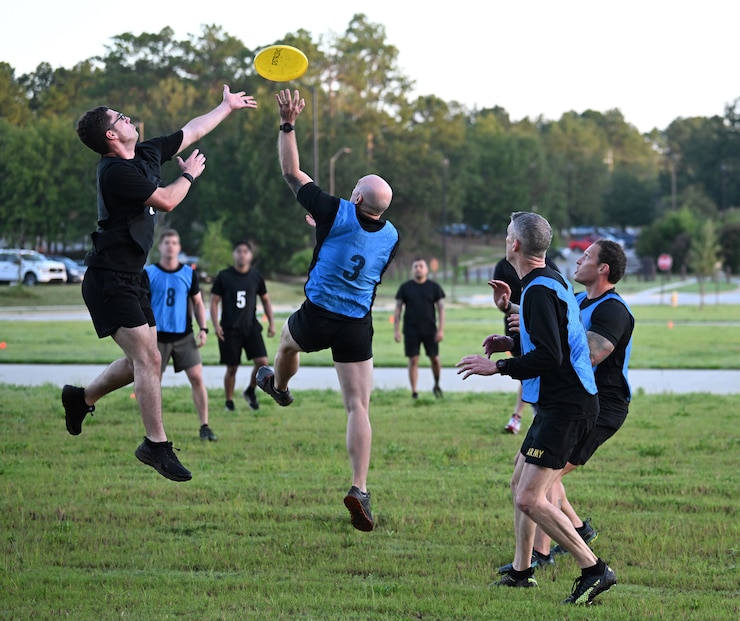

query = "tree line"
[1,14,739,277]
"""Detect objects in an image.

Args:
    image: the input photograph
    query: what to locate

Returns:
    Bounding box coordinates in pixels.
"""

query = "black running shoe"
[343,486,374,532]
[256,366,294,406]
[199,425,218,441]
[497,549,555,575]
[563,564,617,604]
[243,387,259,411]
[224,400,235,412]
[433,385,443,398]
[135,438,192,482]
[492,571,538,588]
[62,385,94,435]
[553,518,598,556]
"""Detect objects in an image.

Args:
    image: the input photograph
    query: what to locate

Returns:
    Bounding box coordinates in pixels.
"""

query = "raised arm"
[180,84,257,153]
[276,89,313,196]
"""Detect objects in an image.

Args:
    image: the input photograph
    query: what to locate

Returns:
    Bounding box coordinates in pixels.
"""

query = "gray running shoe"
[256,366,294,406]
[343,486,374,532]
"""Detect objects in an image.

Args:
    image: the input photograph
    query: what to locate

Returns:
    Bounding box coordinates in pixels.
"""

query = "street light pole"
[329,147,351,196]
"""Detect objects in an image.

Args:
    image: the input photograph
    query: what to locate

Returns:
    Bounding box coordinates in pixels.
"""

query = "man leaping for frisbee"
[66,85,257,482]
[257,89,400,531]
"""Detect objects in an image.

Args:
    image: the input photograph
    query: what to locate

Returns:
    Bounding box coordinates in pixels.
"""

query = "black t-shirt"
[211,266,267,332]
[85,131,183,272]
[580,292,634,426]
[395,279,445,335]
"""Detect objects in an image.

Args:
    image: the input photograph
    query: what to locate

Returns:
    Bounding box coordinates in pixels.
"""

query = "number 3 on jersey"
[343,255,365,281]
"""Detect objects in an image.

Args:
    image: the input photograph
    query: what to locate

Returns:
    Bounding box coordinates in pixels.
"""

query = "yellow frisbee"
[254,44,309,82]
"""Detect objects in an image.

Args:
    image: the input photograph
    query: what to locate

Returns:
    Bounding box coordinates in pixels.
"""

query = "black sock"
[144,437,168,448]
[511,567,534,580]
[582,559,606,577]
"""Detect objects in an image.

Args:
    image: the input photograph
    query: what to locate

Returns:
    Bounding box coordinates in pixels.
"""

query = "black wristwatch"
[199,327,209,334]
[279,123,295,132]
[495,359,508,374]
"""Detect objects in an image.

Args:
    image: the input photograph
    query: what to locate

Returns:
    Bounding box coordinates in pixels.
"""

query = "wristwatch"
[279,123,295,132]
[495,359,508,374]
[199,327,209,334]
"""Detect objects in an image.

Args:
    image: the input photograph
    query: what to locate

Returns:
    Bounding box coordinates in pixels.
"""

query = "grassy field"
[1,303,739,369]
[0,385,738,620]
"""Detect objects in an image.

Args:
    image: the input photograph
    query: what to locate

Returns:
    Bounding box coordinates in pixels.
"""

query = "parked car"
[0,249,67,285]
[47,255,86,283]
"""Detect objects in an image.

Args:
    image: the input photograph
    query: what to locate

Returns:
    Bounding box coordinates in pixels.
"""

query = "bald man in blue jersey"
[256,89,400,532]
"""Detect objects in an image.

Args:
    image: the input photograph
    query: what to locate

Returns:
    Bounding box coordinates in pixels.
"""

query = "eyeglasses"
[108,112,126,130]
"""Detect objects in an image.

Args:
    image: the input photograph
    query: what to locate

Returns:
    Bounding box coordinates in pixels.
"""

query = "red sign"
[657,253,673,272]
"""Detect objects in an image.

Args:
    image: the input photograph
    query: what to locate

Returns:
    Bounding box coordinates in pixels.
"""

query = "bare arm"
[276,89,312,196]
[210,293,224,341]
[435,299,445,342]
[393,300,403,343]
[180,84,257,153]
[587,330,616,366]
[191,291,208,348]
[145,149,206,211]
[261,293,276,338]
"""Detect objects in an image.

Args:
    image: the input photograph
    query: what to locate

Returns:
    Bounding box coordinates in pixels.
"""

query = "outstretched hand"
[276,89,306,123]
[177,149,207,180]
[222,84,258,110]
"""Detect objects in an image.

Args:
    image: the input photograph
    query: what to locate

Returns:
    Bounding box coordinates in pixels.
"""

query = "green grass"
[1,385,738,620]
[1,304,739,368]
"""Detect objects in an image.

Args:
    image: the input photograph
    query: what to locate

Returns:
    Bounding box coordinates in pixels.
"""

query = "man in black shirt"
[456,212,617,605]
[492,255,560,434]
[210,241,275,412]
[393,259,446,398]
[63,85,257,482]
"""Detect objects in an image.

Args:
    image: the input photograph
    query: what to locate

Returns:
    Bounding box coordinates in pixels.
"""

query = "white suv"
[0,249,67,285]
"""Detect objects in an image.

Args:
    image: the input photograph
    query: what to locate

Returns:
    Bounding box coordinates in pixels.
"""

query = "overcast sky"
[3,1,737,133]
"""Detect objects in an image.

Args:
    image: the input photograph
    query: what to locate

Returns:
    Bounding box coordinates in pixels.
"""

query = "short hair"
[233,240,253,251]
[510,212,552,257]
[76,106,111,155]
[594,239,627,284]
[158,229,180,244]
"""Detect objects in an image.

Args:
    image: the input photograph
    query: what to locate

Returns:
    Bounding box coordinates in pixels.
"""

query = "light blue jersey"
[305,198,398,318]
[145,263,196,336]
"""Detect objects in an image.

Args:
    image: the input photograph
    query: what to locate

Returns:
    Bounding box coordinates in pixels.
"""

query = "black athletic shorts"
[403,331,439,358]
[288,300,373,363]
[82,267,155,338]
[567,422,620,466]
[520,410,597,470]
[218,324,267,366]
[157,333,202,374]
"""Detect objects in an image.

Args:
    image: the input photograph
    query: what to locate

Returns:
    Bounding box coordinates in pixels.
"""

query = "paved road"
[2,280,738,394]
[1,363,738,395]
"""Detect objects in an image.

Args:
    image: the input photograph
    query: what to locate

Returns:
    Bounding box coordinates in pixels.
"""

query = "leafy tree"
[636,207,698,273]
[689,219,722,308]
[0,63,32,124]
[602,169,657,227]
[718,219,740,274]
[198,218,234,279]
